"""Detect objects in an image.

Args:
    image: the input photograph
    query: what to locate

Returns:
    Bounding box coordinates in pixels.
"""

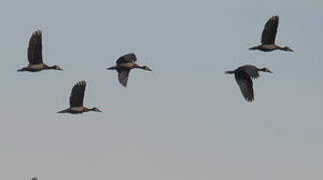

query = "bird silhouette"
[58,81,101,114]
[249,16,293,52]
[18,30,62,72]
[226,65,272,102]
[107,53,152,87]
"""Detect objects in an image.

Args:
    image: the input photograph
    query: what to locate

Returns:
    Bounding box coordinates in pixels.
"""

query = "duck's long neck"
[259,68,266,72]
[49,65,57,70]
[275,45,285,50]
[82,107,91,112]
[43,64,56,70]
[90,107,98,112]
[132,63,144,69]
[82,107,97,112]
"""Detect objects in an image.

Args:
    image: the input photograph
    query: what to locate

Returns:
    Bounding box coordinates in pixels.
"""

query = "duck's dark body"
[249,44,280,52]
[58,107,95,114]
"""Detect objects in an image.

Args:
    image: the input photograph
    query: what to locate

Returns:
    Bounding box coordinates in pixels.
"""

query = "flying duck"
[249,16,293,52]
[18,30,62,72]
[58,81,101,114]
[225,65,272,102]
[107,53,152,87]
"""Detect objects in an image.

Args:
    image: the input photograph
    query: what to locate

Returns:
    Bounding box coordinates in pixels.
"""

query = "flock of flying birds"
[18,15,293,115]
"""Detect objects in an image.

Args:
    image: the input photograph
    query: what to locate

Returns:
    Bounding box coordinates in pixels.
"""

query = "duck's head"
[51,65,63,70]
[91,107,102,112]
[261,67,272,73]
[142,65,152,71]
[283,46,294,52]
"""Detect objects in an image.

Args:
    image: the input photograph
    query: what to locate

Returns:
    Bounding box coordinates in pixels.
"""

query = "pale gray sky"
[0,0,322,180]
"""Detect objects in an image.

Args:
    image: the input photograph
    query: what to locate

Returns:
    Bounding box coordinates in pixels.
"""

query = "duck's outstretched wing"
[69,81,86,107]
[116,53,137,65]
[28,30,43,64]
[118,69,130,87]
[235,70,254,102]
[261,16,279,44]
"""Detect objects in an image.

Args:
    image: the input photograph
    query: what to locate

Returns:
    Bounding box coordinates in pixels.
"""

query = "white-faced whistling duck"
[225,65,272,102]
[17,30,63,72]
[58,81,102,114]
[107,53,152,87]
[249,16,294,52]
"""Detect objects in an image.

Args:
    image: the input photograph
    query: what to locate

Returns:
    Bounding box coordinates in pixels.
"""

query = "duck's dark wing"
[116,53,137,65]
[28,30,43,64]
[69,81,86,107]
[261,16,279,44]
[239,65,260,79]
[235,70,254,102]
[118,69,130,87]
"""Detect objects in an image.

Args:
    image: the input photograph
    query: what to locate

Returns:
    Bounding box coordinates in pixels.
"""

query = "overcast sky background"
[0,0,322,179]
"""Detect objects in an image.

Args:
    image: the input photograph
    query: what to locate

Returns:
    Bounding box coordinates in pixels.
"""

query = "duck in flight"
[58,81,101,114]
[249,16,293,52]
[17,30,62,72]
[107,53,152,87]
[226,65,272,102]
